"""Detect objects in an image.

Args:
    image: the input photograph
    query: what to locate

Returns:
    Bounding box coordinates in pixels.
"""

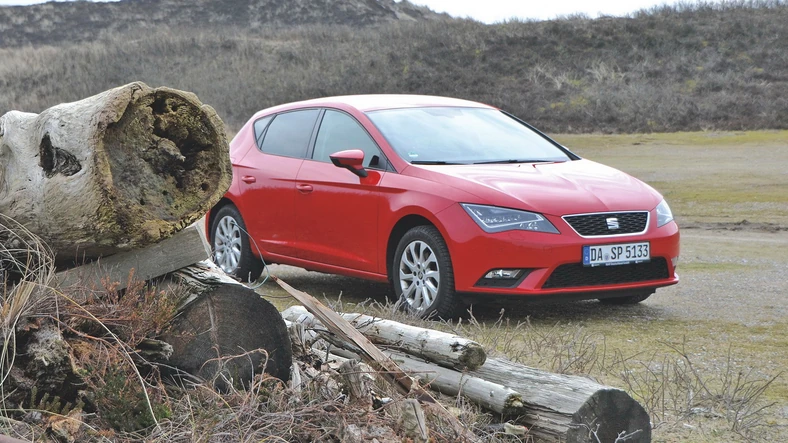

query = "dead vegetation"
[0,215,530,442]
[0,217,783,441]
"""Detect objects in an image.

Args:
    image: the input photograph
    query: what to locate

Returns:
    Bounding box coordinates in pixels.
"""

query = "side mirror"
[329,149,368,178]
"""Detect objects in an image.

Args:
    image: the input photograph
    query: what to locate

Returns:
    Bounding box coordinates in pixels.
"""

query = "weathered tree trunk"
[0,82,231,264]
[281,306,486,371]
[472,358,652,443]
[159,261,292,387]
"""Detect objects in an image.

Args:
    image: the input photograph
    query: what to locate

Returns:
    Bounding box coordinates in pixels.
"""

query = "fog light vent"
[484,269,523,279]
[475,269,531,288]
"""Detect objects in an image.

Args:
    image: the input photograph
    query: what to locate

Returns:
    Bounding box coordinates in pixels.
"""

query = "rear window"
[259,109,320,158]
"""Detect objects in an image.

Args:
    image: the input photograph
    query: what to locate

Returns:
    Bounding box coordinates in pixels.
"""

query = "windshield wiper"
[410,160,467,165]
[473,159,553,165]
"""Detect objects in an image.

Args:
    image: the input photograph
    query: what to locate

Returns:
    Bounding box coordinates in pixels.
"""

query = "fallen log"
[52,220,292,387]
[324,348,526,418]
[281,305,486,371]
[284,308,651,443]
[0,82,231,264]
[472,358,651,443]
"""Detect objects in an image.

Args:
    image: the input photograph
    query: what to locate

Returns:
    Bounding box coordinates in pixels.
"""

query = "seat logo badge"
[606,217,620,230]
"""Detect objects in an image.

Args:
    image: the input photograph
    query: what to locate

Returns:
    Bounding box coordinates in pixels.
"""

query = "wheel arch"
[207,197,238,243]
[385,214,436,281]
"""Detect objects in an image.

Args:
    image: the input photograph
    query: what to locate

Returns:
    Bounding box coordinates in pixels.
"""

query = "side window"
[253,115,273,149]
[259,109,320,158]
[313,110,385,169]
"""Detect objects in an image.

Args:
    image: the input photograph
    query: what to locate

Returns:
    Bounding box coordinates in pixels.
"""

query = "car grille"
[563,212,648,237]
[542,258,669,289]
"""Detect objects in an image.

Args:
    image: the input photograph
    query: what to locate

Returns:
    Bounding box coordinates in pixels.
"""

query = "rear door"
[235,109,320,258]
[293,109,389,272]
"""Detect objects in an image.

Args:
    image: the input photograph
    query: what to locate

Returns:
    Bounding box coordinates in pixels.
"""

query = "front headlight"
[461,203,559,234]
[656,199,674,227]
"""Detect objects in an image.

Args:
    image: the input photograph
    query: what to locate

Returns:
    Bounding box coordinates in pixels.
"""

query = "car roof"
[251,94,495,120]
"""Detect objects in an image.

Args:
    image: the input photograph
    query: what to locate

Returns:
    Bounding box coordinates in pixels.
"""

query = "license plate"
[583,242,650,267]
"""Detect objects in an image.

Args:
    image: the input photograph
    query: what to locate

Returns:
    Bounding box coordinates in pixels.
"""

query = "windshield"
[366,107,571,164]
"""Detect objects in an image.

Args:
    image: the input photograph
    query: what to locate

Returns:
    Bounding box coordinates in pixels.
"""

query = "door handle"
[241,175,256,184]
[296,184,313,193]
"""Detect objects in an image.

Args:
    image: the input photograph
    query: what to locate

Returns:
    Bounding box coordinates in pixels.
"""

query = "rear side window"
[259,109,320,158]
[253,116,273,149]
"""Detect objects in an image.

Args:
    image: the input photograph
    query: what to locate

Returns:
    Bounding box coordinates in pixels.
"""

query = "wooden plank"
[55,223,210,290]
[282,305,486,370]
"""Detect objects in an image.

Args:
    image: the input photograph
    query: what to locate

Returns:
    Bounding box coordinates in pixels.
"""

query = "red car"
[208,95,679,318]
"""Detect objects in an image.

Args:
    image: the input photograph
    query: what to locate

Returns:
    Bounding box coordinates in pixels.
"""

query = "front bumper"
[436,204,680,297]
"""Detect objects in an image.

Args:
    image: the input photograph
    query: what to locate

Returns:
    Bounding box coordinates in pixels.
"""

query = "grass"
[553,131,788,225]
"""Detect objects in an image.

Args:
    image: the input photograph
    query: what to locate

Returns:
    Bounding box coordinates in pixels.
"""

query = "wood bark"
[0,82,231,264]
[472,358,651,443]
[281,305,486,371]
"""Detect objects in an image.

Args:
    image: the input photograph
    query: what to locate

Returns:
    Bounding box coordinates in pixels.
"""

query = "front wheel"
[211,205,263,282]
[392,226,459,319]
[598,290,653,305]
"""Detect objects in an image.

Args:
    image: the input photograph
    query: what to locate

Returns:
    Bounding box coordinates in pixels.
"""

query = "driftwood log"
[284,307,651,443]
[281,305,486,371]
[0,82,231,264]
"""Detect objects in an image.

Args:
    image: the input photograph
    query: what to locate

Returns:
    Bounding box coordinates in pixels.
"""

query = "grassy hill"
[1,0,787,133]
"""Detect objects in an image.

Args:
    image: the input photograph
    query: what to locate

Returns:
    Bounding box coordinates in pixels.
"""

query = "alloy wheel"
[214,215,242,274]
[398,240,441,313]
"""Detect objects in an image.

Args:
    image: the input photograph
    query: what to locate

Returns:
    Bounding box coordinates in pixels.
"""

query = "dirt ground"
[254,131,788,441]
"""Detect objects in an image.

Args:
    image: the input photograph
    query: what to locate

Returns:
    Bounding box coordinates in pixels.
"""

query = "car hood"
[407,159,662,216]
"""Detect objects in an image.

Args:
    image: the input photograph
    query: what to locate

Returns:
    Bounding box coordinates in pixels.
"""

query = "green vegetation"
[2,1,788,134]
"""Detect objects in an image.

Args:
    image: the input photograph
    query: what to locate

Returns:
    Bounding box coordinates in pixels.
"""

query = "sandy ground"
[259,226,788,325]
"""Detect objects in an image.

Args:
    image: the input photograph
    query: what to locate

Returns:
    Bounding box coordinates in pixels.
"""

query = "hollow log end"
[96,83,231,248]
[566,388,651,443]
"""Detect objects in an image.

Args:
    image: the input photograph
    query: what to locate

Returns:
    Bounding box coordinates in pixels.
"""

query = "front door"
[293,110,388,272]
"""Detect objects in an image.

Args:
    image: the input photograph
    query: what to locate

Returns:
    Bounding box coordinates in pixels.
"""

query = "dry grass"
[1,214,56,420]
[2,2,788,134]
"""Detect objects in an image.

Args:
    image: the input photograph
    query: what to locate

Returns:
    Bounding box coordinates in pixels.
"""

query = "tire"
[598,290,653,305]
[210,205,263,282]
[391,225,459,319]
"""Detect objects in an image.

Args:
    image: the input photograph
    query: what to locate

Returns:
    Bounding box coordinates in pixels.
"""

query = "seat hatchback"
[208,95,679,318]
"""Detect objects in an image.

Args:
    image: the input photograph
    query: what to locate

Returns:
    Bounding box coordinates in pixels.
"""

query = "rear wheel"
[392,226,459,319]
[211,205,263,282]
[598,290,653,305]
